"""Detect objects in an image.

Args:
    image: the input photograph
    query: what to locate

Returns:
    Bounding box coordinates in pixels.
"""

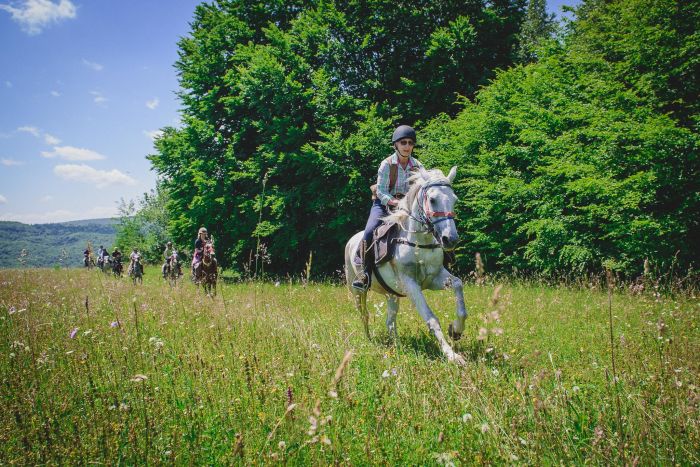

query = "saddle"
[373,221,399,265]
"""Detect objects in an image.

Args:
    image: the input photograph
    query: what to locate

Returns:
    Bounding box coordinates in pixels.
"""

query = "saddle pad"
[374,222,399,265]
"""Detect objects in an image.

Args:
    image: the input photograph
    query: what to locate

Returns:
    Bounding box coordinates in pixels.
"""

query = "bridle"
[399,180,457,246]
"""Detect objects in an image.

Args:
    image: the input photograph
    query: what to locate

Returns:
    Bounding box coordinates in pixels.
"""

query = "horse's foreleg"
[403,277,465,366]
[386,295,399,342]
[430,268,468,340]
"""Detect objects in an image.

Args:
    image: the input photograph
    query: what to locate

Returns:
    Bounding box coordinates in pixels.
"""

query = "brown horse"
[194,242,217,295]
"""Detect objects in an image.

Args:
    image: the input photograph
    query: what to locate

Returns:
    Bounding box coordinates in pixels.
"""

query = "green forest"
[133,0,698,278]
[0,219,116,268]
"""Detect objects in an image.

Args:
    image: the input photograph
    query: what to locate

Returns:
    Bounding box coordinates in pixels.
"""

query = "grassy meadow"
[0,267,698,465]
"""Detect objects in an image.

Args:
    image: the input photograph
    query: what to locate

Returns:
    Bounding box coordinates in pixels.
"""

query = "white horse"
[345,167,468,365]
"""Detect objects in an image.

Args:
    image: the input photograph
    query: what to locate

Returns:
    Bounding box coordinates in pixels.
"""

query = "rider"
[192,227,208,276]
[162,241,176,277]
[351,124,424,291]
[128,248,140,275]
[112,247,122,271]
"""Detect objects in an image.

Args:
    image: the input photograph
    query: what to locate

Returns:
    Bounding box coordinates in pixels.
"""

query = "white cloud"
[143,129,163,141]
[44,133,61,145]
[90,90,107,105]
[145,98,159,110]
[82,58,103,71]
[0,0,77,35]
[41,145,106,161]
[2,158,24,166]
[54,164,136,188]
[0,195,7,204]
[17,125,40,137]
[39,194,53,202]
[50,90,60,97]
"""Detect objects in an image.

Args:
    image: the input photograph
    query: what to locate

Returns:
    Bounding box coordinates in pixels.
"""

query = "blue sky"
[0,0,578,224]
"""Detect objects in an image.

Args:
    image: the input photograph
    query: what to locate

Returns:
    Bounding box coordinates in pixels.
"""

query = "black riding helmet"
[391,125,416,143]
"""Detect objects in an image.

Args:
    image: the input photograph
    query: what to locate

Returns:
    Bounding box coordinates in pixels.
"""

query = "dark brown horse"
[194,242,217,295]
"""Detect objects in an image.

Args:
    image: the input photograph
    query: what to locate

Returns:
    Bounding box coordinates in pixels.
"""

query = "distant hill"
[0,218,118,268]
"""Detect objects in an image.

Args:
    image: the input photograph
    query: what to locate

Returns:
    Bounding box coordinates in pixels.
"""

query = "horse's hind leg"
[386,295,399,342]
[354,292,370,339]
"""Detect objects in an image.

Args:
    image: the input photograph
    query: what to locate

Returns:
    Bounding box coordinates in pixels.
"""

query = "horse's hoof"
[448,323,462,341]
[450,353,467,366]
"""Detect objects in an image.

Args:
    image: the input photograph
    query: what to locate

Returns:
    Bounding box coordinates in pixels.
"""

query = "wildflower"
[274,281,280,287]
[462,413,472,423]
[572,386,580,393]
[491,368,499,377]
[69,327,79,339]
[119,402,129,411]
[149,337,164,350]
[477,327,488,341]
[131,374,148,382]
[308,416,318,435]
[110,321,119,328]
[8,306,15,314]
[278,441,286,450]
[480,423,489,433]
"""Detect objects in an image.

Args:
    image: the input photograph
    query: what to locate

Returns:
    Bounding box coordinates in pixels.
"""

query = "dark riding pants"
[363,199,388,245]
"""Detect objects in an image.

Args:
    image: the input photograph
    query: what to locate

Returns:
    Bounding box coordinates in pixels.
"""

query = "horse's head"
[419,166,459,250]
[386,166,460,250]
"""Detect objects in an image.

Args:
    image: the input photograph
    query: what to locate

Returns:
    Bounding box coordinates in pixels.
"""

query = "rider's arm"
[375,159,394,206]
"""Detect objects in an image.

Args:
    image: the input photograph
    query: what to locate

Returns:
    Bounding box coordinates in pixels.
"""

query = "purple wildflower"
[69,327,79,339]
[110,321,120,328]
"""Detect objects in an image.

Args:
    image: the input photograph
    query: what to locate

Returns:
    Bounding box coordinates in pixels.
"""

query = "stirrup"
[351,273,369,291]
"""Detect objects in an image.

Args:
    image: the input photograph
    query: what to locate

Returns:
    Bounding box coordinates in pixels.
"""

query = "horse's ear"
[447,166,457,183]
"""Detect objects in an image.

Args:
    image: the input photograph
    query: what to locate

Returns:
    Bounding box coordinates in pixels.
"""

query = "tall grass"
[0,267,698,464]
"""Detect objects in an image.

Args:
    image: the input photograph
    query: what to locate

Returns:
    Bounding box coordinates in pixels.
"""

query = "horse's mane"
[382,168,450,225]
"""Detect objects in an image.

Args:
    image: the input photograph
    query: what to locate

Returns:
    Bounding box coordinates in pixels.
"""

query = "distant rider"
[162,241,176,277]
[192,227,208,276]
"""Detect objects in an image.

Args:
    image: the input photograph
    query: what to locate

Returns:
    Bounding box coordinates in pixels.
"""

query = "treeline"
[145,0,698,278]
[0,220,116,268]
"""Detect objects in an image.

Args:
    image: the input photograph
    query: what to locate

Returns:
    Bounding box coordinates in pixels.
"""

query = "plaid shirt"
[376,152,423,206]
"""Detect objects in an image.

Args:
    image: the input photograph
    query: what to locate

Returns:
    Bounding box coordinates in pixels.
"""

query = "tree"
[517,0,556,62]
[420,0,699,277]
[114,184,173,264]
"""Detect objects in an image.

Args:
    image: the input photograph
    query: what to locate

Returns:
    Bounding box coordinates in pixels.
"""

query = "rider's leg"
[352,200,387,290]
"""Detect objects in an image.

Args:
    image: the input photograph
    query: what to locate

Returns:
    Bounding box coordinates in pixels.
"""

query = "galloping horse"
[345,167,468,365]
[164,251,182,287]
[130,255,143,285]
[112,258,123,277]
[194,242,217,295]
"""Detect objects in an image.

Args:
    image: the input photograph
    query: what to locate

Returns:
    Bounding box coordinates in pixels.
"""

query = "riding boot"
[351,240,371,291]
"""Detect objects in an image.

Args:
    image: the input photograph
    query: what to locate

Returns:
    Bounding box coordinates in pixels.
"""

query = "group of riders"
[83,226,215,281]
